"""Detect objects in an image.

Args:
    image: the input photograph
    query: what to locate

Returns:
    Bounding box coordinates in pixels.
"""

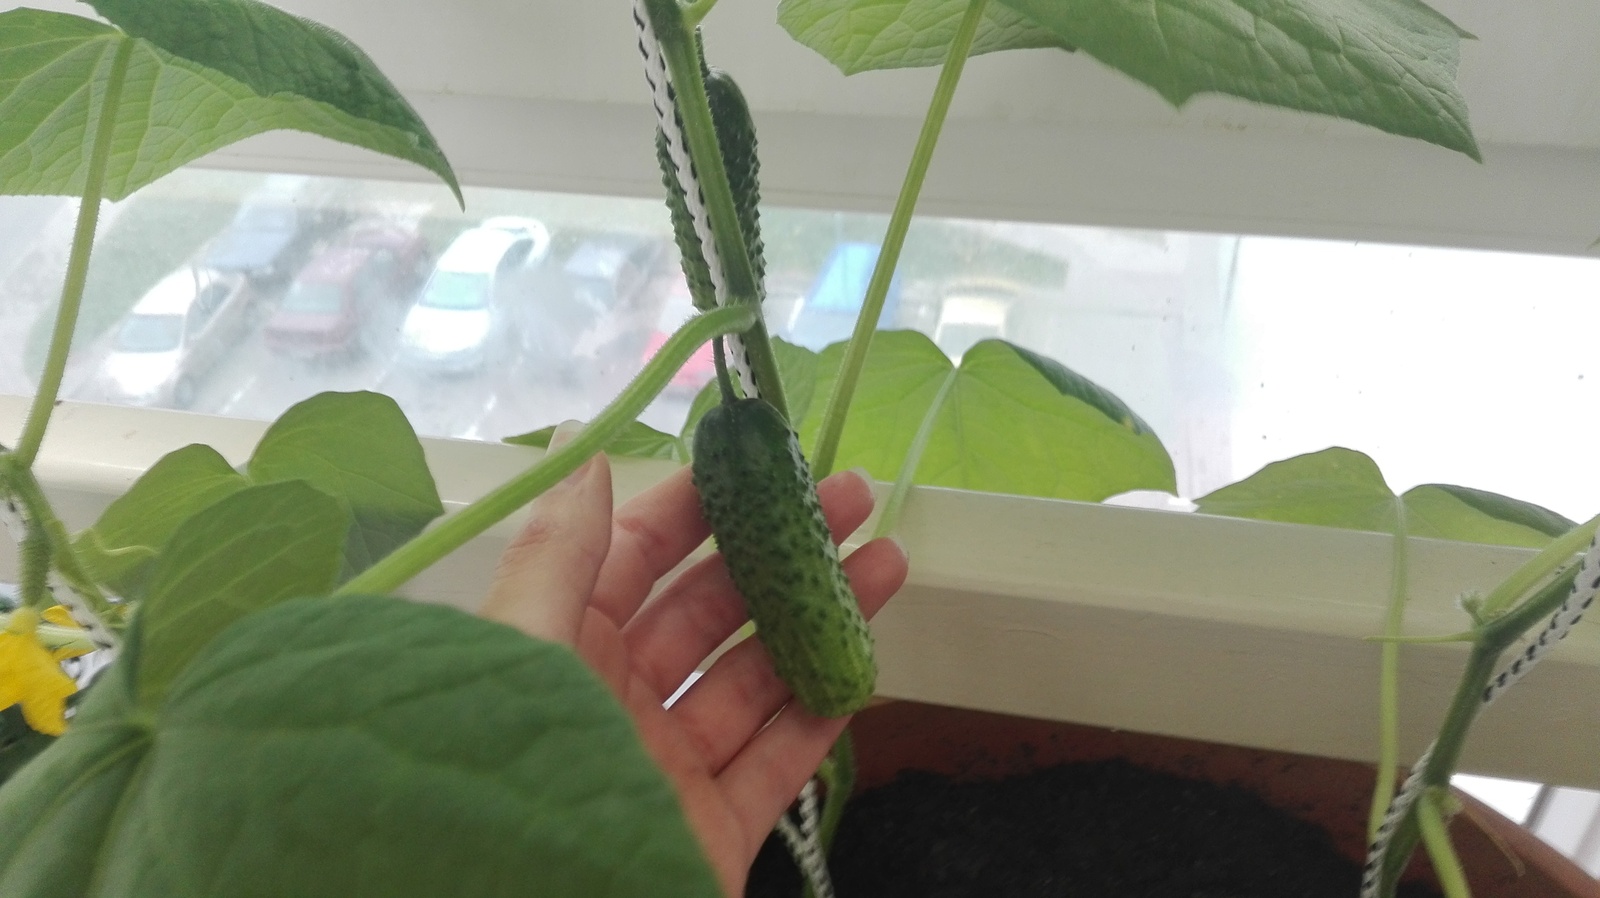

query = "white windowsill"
[4,395,1596,790]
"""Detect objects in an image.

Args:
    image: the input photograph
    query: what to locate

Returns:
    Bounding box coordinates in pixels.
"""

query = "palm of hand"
[481,455,907,896]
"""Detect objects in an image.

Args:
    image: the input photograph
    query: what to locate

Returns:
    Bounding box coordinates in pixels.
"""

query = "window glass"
[113,314,183,353]
[2,167,1596,521]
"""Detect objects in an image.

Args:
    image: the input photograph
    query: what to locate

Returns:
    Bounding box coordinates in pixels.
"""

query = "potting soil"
[746,758,1439,898]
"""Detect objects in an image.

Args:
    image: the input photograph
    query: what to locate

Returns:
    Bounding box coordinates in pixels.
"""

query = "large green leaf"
[248,391,444,581]
[0,597,719,898]
[778,0,1072,73]
[1399,484,1575,547]
[72,444,248,600]
[1196,447,1572,547]
[73,393,441,598]
[778,0,1477,158]
[135,481,347,706]
[797,331,1176,500]
[0,8,459,201]
[506,420,689,463]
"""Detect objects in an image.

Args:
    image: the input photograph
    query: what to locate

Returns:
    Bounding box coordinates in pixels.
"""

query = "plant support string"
[1361,534,1600,898]
[630,3,830,894]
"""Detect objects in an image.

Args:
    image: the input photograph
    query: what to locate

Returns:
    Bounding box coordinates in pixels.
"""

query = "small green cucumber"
[656,65,765,312]
[692,398,875,717]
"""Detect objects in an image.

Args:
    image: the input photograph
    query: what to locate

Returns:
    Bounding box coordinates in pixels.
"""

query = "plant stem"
[1416,789,1472,898]
[13,39,131,470]
[1375,538,1588,896]
[338,305,758,596]
[1476,514,1598,619]
[680,0,719,28]
[873,367,958,540]
[0,456,111,617]
[1368,500,1409,841]
[644,0,788,420]
[806,728,856,898]
[810,0,988,478]
[1376,640,1499,894]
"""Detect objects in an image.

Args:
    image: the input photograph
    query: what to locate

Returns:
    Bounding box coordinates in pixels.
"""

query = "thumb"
[480,421,613,644]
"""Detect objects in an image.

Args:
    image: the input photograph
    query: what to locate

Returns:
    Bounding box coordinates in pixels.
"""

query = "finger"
[665,536,908,774]
[623,469,879,701]
[715,699,853,855]
[480,442,614,644]
[588,466,708,627]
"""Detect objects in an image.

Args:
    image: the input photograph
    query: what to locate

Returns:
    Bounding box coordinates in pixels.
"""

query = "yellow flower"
[0,606,78,735]
[40,605,94,661]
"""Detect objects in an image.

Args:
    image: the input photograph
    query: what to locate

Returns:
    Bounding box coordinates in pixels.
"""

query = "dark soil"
[747,758,1439,898]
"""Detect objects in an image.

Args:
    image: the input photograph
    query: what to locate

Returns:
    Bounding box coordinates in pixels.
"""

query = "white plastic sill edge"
[3,395,1595,790]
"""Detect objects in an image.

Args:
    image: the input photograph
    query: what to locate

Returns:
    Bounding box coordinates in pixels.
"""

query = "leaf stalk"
[337,305,759,596]
[13,38,132,469]
[810,0,989,477]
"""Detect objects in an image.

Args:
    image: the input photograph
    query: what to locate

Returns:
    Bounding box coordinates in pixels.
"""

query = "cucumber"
[656,66,765,312]
[692,398,876,717]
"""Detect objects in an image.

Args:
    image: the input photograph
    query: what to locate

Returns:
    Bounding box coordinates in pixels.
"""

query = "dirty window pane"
[3,168,1598,521]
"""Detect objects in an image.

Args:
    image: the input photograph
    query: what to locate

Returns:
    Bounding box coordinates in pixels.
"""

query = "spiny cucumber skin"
[655,66,765,313]
[692,399,876,717]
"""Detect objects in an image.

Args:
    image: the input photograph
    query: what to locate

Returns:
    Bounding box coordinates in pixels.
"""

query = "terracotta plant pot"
[839,700,1599,898]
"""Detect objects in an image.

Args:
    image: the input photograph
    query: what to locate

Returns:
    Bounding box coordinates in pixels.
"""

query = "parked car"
[200,175,347,286]
[99,267,254,408]
[263,222,431,362]
[638,273,716,397]
[780,241,904,350]
[519,234,669,383]
[398,216,550,375]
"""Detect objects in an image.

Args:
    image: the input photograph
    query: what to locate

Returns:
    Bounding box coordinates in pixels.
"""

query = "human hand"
[479,435,908,897]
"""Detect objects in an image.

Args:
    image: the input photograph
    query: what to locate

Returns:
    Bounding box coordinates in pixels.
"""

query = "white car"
[398,217,550,374]
[100,267,254,408]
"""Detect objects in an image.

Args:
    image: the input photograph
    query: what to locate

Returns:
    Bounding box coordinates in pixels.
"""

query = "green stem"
[13,39,131,470]
[338,305,758,596]
[712,336,738,405]
[1376,544,1587,896]
[680,0,719,28]
[0,456,110,617]
[1416,789,1472,898]
[873,367,958,540]
[805,729,856,898]
[644,0,788,421]
[810,0,989,478]
[1376,640,1500,895]
[1369,501,1409,841]
[1476,514,1598,619]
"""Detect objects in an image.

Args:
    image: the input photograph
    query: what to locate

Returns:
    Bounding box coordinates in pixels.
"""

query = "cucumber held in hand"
[692,398,875,717]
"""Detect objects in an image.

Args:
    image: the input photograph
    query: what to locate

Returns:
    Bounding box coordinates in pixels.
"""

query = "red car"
[263,222,430,361]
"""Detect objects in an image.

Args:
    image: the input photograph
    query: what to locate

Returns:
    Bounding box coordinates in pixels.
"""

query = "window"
[5,167,1600,523]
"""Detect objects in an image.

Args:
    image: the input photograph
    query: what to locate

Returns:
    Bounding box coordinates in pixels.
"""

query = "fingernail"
[549,419,586,450]
[547,421,595,490]
[846,466,875,488]
[886,533,910,564]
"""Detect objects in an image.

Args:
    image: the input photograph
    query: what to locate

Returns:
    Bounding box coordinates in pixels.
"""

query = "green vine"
[338,304,759,596]
[13,39,131,470]
[810,0,990,478]
[643,0,788,421]
[1367,500,1410,841]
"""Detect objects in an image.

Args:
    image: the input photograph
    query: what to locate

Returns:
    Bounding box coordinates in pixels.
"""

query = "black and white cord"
[630,0,757,399]
[630,2,826,890]
[774,778,836,898]
[1360,535,1600,898]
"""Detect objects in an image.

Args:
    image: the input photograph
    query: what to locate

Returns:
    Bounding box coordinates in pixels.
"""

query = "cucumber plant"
[0,0,1582,896]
